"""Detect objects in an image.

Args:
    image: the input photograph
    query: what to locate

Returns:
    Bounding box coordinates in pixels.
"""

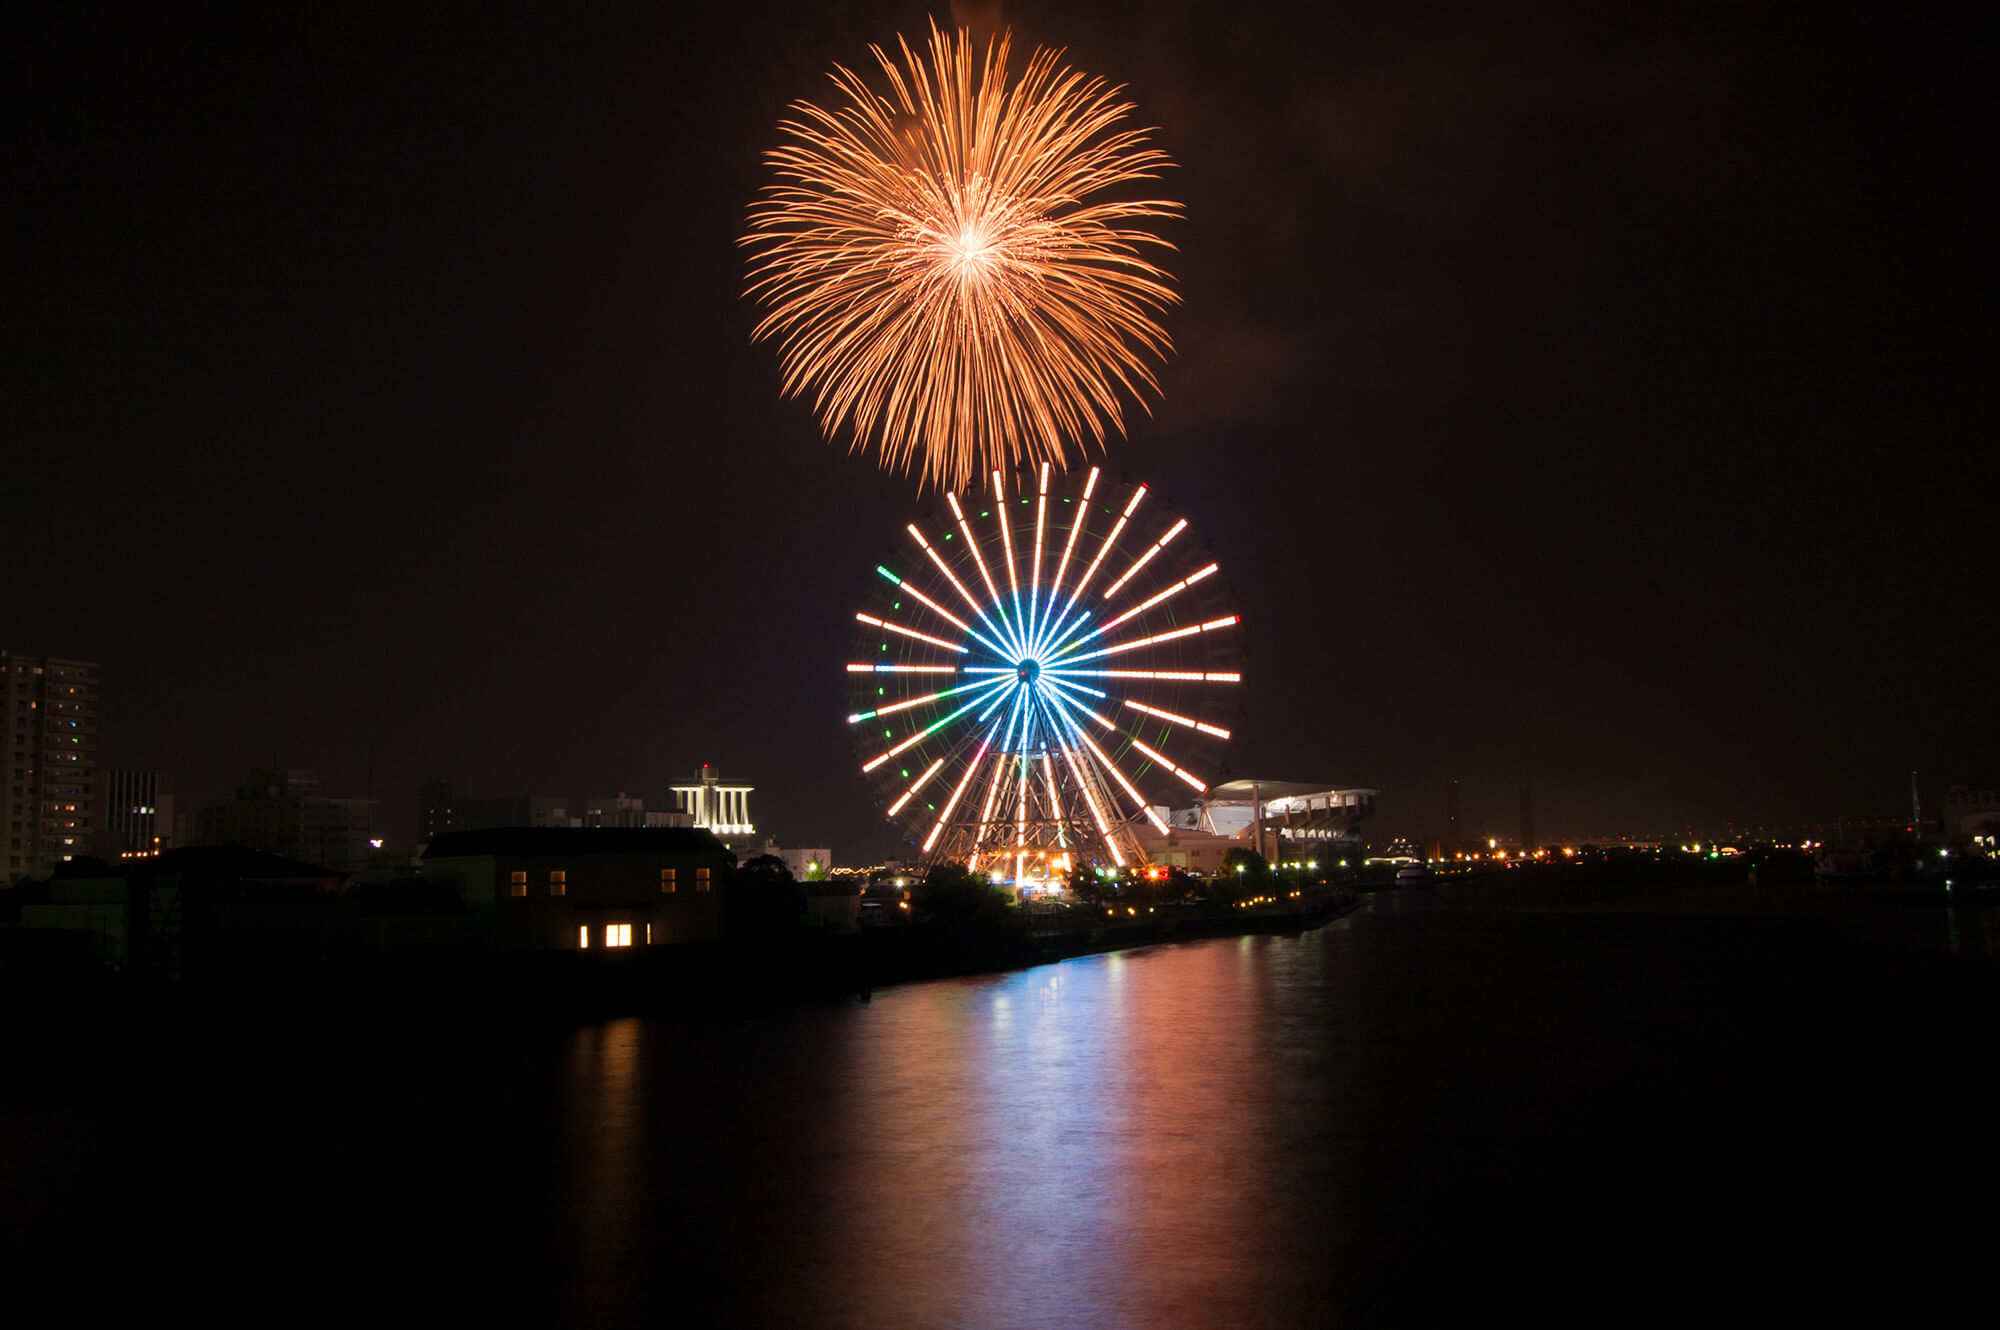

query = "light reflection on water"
[13,886,1995,1326]
[536,896,1998,1327]
[545,933,1357,1329]
[532,932,1352,1328]
[561,1020,645,1322]
[798,940,1302,1328]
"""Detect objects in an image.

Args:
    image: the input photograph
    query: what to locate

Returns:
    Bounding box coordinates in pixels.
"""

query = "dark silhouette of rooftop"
[423,827,730,859]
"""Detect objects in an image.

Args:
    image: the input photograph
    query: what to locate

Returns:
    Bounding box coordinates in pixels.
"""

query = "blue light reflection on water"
[12,886,1997,1326]
[544,932,1356,1329]
[802,940,1307,1328]
[535,896,2000,1328]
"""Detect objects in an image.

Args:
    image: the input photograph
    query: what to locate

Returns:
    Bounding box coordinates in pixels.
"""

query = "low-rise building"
[1138,780,1376,871]
[801,880,861,929]
[1944,785,2000,843]
[421,826,731,951]
[18,859,129,967]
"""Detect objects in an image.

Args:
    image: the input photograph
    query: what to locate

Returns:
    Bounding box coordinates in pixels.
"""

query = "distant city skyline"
[6,2,1987,866]
[6,648,1966,874]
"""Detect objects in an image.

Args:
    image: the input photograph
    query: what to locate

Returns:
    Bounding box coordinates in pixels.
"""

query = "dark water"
[9,878,1996,1326]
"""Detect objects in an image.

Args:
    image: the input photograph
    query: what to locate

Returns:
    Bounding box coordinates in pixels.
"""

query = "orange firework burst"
[743,22,1180,493]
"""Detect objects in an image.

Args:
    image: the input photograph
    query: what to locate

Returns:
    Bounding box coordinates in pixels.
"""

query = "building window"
[645,923,652,945]
[660,867,676,893]
[579,925,589,949]
[549,869,566,897]
[606,923,631,948]
[696,867,712,892]
[510,870,527,897]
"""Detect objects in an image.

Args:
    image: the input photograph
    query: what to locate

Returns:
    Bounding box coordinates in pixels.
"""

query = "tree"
[1067,865,1114,905]
[727,854,805,935]
[739,853,794,884]
[912,863,1015,930]
[1222,847,1269,878]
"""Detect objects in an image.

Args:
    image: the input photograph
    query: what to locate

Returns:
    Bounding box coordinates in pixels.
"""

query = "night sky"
[8,1,1988,856]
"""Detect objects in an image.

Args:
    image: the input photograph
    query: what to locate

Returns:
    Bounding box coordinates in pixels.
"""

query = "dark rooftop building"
[422,826,732,951]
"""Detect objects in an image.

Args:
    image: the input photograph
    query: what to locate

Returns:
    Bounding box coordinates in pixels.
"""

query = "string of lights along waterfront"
[849,463,1242,881]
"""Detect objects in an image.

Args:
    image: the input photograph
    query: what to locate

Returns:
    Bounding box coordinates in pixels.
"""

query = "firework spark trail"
[744,22,1180,492]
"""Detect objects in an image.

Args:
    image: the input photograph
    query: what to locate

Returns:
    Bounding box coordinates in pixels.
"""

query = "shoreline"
[2,891,1364,1083]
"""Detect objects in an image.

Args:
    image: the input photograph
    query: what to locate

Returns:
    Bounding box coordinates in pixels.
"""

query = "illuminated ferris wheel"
[847,464,1244,883]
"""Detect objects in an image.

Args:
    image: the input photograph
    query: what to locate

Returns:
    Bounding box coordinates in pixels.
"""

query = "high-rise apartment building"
[2,651,99,882]
[199,768,377,874]
[100,769,174,860]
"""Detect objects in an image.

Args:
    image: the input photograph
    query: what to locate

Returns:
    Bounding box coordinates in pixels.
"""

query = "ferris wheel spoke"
[847,676,1005,725]
[1123,698,1232,740]
[1040,749,1064,832]
[1041,684,1115,733]
[990,469,1027,633]
[1102,517,1188,601]
[885,756,948,817]
[1041,672,1108,703]
[922,730,995,854]
[1043,687,1170,833]
[1076,731,1172,835]
[969,739,1013,870]
[975,679,1016,723]
[970,684,1031,858]
[998,681,1031,755]
[874,565,975,635]
[1059,668,1243,682]
[1013,751,1030,860]
[1043,483,1144,652]
[1036,465,1095,652]
[1082,562,1219,643]
[1055,735,1123,867]
[945,493,1024,657]
[854,611,969,654]
[908,522,1017,658]
[1126,735,1210,795]
[1057,614,1239,665]
[1032,599,1099,662]
[859,676,1014,773]
[1027,461,1051,638]
[847,663,960,674]
[1030,694,1083,850]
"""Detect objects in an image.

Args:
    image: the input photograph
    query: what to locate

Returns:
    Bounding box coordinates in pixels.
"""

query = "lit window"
[660,867,676,893]
[509,870,527,897]
[549,869,566,896]
[696,867,712,892]
[606,923,631,947]
[579,925,589,948]
[645,923,652,945]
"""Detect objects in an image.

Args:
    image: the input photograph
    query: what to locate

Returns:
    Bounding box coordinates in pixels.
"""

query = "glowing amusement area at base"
[850,462,1243,883]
